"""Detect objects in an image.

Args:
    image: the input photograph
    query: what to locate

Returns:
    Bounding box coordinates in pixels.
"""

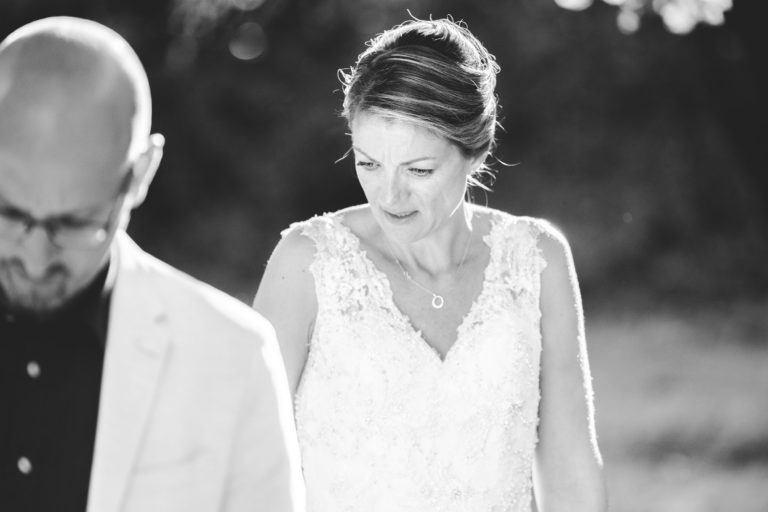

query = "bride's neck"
[386,204,475,278]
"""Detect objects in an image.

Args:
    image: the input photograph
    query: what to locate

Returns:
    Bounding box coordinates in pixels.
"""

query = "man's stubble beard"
[0,258,71,314]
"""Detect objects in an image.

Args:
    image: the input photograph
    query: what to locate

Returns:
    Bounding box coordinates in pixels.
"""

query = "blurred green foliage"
[1,0,766,302]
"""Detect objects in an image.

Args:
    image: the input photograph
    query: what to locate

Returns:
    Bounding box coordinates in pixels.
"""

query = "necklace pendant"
[431,294,445,309]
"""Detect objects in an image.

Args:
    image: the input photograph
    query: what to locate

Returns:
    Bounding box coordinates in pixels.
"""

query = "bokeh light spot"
[660,3,696,34]
[229,22,267,61]
[617,9,641,34]
[554,0,594,11]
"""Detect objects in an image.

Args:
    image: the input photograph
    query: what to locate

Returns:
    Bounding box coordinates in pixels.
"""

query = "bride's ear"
[464,152,488,182]
[467,152,487,176]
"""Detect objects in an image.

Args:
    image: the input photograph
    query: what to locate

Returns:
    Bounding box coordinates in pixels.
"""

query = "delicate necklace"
[390,231,473,310]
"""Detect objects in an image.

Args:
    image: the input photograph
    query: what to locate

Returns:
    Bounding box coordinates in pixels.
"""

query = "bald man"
[0,17,304,512]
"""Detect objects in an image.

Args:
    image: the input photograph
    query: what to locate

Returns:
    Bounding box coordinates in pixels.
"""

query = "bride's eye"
[408,167,434,176]
[356,160,379,170]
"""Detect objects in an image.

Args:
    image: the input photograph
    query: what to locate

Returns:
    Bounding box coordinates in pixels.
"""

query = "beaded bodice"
[292,209,547,512]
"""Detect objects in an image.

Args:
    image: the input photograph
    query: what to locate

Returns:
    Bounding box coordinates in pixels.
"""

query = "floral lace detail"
[289,210,548,512]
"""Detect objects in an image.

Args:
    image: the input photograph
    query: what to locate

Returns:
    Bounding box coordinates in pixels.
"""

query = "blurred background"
[2,0,766,510]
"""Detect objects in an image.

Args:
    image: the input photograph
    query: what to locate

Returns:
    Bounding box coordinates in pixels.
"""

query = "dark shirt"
[0,262,113,512]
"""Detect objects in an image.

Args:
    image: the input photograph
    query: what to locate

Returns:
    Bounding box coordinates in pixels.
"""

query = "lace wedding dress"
[290,209,548,512]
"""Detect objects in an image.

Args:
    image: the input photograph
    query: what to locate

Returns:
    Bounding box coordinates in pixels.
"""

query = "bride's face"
[350,112,477,244]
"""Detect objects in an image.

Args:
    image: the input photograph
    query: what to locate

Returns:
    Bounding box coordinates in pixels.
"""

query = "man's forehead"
[0,107,132,177]
[0,46,136,187]
[0,148,128,215]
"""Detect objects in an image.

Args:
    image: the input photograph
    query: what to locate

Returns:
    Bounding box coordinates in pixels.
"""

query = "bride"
[254,17,607,512]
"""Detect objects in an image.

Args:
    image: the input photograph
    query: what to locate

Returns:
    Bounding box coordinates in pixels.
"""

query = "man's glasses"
[0,170,133,249]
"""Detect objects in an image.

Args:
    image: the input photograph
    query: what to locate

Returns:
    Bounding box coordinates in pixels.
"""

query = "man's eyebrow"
[0,197,26,216]
[0,195,104,222]
[63,202,107,217]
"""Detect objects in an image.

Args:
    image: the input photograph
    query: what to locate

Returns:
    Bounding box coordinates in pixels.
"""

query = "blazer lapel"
[87,235,172,512]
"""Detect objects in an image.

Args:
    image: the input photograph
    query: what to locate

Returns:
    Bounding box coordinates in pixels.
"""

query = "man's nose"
[18,225,58,278]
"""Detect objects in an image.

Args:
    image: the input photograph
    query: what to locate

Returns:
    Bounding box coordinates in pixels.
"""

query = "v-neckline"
[332,213,500,365]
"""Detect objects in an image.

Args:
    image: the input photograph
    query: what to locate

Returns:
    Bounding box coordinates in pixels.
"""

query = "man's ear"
[127,133,164,208]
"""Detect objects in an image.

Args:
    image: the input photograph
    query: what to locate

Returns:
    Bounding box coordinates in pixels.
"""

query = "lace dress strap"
[283,213,383,317]
[483,213,550,312]
[282,213,350,260]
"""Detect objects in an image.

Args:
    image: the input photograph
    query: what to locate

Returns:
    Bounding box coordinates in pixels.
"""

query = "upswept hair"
[340,17,500,164]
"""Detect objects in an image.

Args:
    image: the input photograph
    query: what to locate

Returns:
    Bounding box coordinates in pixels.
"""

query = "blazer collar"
[87,232,172,512]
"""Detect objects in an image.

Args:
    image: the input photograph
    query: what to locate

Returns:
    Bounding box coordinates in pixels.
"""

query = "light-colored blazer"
[85,232,304,512]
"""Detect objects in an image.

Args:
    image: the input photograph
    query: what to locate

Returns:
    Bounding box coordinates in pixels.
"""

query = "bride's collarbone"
[386,267,482,354]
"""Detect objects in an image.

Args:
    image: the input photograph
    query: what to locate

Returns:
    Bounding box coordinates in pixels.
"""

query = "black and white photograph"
[1,0,765,511]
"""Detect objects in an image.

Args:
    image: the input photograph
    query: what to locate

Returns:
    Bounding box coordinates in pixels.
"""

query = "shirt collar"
[0,257,116,349]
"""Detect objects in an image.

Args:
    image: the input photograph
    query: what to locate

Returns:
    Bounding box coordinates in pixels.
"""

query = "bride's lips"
[381,208,417,223]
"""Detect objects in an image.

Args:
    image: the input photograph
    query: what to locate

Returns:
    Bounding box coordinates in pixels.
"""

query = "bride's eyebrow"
[352,147,376,161]
[352,147,438,166]
[401,157,437,166]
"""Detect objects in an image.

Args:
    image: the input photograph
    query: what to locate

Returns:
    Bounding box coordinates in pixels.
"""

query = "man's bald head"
[0,17,162,313]
[0,17,152,180]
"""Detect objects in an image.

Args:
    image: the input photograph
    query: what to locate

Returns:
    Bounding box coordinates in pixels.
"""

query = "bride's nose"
[381,169,407,204]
